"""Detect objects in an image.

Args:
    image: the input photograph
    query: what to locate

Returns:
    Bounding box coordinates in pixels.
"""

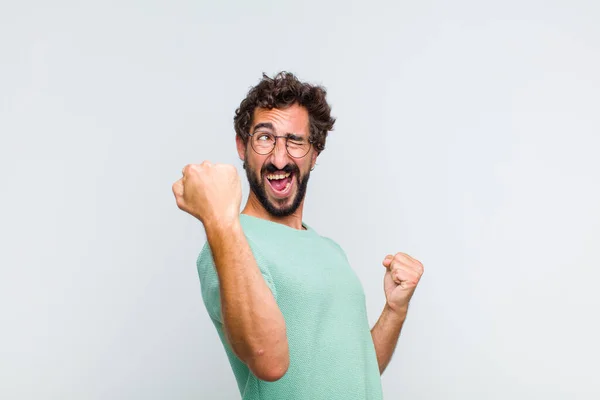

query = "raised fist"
[172,161,242,225]
[382,252,424,313]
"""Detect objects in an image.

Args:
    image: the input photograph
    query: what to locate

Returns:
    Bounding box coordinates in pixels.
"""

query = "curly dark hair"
[234,72,336,153]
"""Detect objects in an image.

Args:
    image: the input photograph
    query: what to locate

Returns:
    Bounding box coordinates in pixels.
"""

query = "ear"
[236,134,246,163]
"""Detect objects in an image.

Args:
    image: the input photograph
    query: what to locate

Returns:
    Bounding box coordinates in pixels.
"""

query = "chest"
[256,237,366,310]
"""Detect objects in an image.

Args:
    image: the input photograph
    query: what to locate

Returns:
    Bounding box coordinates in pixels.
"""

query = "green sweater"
[197,214,383,399]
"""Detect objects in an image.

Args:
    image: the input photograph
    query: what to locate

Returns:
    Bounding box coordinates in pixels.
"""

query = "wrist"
[384,303,408,322]
[203,215,241,237]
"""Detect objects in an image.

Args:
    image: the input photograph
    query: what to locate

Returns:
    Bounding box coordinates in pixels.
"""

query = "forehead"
[252,104,310,135]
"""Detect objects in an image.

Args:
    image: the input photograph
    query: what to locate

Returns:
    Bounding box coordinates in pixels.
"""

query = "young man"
[172,72,424,399]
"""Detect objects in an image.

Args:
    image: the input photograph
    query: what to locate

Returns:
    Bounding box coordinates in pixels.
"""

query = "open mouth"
[265,171,294,197]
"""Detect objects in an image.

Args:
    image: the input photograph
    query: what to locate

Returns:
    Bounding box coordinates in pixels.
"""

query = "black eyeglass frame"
[246,132,314,159]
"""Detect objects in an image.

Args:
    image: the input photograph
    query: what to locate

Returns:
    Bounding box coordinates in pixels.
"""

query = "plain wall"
[1,1,599,399]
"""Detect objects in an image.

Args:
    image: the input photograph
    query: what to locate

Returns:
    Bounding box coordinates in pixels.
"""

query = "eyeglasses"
[247,131,313,158]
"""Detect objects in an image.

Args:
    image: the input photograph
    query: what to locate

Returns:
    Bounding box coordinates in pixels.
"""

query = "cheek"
[296,162,310,178]
[245,151,265,173]
[300,157,313,171]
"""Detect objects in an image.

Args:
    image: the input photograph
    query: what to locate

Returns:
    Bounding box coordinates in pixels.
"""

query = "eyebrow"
[287,133,305,141]
[252,122,275,132]
[253,122,306,140]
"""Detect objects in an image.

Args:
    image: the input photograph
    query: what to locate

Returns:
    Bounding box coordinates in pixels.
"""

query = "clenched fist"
[382,253,424,314]
[172,162,242,225]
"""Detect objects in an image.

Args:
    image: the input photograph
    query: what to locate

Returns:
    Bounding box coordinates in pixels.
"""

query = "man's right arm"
[204,217,289,382]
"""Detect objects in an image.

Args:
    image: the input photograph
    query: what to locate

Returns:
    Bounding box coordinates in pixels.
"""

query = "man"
[172,72,424,399]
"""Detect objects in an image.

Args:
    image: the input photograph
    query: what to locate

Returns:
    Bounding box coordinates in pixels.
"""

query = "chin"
[265,196,298,217]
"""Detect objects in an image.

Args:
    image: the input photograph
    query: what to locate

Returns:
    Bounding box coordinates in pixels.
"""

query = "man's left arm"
[370,252,424,374]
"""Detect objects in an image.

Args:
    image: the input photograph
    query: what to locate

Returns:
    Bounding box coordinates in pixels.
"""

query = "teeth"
[267,172,291,180]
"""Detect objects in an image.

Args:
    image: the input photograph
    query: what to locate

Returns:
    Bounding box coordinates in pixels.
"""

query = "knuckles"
[183,164,194,175]
[391,252,424,276]
[182,162,238,178]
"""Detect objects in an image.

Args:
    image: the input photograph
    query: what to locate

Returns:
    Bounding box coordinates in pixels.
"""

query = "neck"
[241,193,306,230]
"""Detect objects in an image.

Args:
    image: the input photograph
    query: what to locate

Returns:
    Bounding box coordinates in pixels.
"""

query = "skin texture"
[236,104,317,230]
[172,103,424,379]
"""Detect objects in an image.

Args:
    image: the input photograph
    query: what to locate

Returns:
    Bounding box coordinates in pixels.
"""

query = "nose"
[270,137,291,170]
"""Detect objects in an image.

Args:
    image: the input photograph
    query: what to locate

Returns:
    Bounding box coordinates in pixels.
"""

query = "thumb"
[172,179,184,198]
[172,179,186,210]
[382,254,393,268]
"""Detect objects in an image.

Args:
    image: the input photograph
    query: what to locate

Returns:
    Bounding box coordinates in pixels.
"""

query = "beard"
[244,159,311,218]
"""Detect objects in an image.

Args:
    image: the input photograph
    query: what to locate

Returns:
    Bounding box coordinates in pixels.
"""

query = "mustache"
[262,163,299,175]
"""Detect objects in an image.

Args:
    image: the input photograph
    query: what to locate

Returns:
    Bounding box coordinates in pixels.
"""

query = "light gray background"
[1,1,599,399]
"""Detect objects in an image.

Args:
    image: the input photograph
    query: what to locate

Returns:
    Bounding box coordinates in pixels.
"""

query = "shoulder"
[195,242,223,322]
[195,219,264,271]
[320,235,347,256]
[196,241,212,264]
[196,241,216,279]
